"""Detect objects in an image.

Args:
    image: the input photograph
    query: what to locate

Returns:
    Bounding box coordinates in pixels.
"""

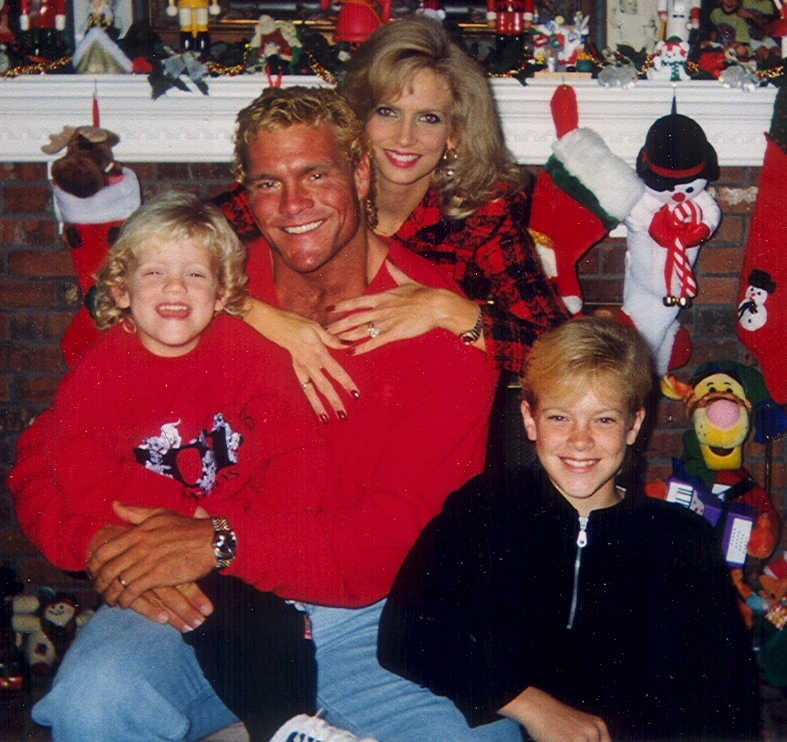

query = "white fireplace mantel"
[0,74,778,166]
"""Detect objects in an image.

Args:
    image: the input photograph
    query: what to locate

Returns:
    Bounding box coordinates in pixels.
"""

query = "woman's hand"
[244,297,359,422]
[499,686,611,742]
[326,261,485,355]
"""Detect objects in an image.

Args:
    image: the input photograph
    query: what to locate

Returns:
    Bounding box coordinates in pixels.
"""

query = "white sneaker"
[269,714,381,742]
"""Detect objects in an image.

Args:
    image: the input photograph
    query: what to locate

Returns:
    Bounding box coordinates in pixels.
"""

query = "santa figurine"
[619,101,720,375]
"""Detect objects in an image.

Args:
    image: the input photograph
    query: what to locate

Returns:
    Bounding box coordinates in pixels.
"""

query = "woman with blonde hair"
[215,16,566,424]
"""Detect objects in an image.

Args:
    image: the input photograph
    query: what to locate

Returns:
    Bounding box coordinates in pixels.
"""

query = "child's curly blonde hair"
[94,190,248,329]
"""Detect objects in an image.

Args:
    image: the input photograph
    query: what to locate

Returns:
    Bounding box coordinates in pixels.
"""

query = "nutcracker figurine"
[657,0,700,42]
[19,0,68,58]
[487,0,534,66]
[166,0,220,56]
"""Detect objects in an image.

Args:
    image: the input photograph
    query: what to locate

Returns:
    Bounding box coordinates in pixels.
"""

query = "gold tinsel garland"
[2,45,783,83]
[1,55,72,78]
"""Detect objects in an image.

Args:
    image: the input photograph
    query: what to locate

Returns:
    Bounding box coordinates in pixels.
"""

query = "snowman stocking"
[737,85,787,404]
[528,85,643,315]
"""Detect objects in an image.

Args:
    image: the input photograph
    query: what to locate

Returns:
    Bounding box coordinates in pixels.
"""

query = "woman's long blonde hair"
[338,16,527,219]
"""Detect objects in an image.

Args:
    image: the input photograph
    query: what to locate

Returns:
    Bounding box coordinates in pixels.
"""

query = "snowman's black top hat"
[636,98,719,192]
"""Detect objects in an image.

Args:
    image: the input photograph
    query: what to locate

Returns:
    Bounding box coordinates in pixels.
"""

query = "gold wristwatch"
[211,516,237,570]
[459,309,484,345]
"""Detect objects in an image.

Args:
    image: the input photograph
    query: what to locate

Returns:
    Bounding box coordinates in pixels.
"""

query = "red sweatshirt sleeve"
[10,407,108,572]
[11,367,198,572]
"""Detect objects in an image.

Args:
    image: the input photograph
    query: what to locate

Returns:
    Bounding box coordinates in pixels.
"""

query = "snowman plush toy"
[620,104,721,375]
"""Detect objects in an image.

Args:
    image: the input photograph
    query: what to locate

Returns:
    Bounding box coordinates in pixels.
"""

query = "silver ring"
[301,379,312,389]
[118,575,128,588]
[367,322,382,339]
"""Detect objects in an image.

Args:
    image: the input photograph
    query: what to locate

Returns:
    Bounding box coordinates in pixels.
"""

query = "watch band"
[459,309,484,345]
[211,516,237,570]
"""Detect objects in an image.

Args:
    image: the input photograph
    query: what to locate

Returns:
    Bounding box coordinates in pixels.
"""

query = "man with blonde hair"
[12,87,515,741]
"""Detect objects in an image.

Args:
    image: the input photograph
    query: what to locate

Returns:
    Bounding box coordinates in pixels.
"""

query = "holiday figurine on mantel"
[657,0,700,43]
[487,0,533,68]
[619,101,720,375]
[72,0,133,74]
[323,0,390,46]
[18,0,68,58]
[647,36,692,80]
[166,0,220,56]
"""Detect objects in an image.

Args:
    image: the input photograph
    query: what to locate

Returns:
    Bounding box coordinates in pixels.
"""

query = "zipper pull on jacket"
[567,515,589,629]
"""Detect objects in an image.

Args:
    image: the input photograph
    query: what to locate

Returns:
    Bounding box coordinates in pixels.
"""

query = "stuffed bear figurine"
[41,125,141,366]
[11,590,94,676]
[618,103,720,374]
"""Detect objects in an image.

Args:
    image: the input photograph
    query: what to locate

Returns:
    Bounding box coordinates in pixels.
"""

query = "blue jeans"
[306,600,522,742]
[32,605,239,742]
[34,601,522,742]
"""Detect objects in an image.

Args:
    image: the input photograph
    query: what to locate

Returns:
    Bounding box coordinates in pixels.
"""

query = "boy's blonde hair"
[337,16,527,219]
[520,316,654,416]
[94,190,248,329]
[232,85,376,228]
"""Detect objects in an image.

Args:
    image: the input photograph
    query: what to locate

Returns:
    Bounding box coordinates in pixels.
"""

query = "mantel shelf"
[0,75,777,166]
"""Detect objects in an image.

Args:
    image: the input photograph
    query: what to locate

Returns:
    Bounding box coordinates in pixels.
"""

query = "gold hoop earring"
[120,315,137,335]
[440,147,458,178]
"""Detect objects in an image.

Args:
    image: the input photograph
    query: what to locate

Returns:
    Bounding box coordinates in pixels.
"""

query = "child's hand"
[125,585,214,633]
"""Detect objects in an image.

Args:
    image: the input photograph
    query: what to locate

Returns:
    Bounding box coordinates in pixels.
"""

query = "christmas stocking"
[528,84,643,315]
[52,170,141,365]
[737,85,787,405]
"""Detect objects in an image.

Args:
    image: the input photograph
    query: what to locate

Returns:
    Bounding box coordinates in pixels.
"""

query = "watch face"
[212,517,237,569]
[215,530,237,559]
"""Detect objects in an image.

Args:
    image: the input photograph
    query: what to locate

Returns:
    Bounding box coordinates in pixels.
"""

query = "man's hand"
[89,503,216,612]
[499,686,611,742]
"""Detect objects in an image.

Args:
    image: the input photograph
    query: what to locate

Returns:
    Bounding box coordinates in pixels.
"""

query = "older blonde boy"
[380,316,761,741]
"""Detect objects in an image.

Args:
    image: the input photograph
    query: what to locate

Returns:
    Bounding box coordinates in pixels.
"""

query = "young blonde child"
[12,190,332,740]
[380,316,762,741]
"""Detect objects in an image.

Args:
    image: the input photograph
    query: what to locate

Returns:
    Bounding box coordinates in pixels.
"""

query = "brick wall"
[0,161,785,605]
